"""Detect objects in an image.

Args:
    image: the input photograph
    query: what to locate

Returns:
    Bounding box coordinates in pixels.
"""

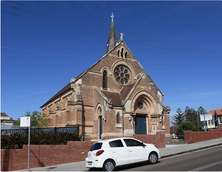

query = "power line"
[4,1,222,59]
[143,64,222,76]
[1,11,106,38]
[125,38,222,61]
[2,46,222,76]
[2,10,222,63]
[2,2,222,62]
[49,1,222,56]
[2,47,98,60]
[7,0,110,30]
[2,3,108,33]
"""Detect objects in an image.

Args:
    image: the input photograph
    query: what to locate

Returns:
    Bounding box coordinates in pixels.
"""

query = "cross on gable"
[111,12,114,22]
[120,32,124,40]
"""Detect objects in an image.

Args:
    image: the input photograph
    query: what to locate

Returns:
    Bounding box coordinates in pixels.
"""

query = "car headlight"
[154,145,158,149]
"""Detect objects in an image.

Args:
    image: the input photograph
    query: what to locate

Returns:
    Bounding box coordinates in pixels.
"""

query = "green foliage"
[1,133,28,149]
[176,121,196,139]
[184,106,197,125]
[171,108,185,126]
[171,106,205,131]
[12,111,49,129]
[1,130,81,149]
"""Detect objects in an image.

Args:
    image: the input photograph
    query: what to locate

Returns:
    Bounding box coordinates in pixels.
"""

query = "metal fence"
[1,126,79,136]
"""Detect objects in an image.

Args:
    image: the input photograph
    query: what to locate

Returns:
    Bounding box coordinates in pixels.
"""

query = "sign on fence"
[20,117,30,127]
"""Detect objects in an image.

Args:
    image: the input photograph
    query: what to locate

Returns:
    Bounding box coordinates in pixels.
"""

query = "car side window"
[109,140,124,148]
[123,139,143,147]
[90,143,102,151]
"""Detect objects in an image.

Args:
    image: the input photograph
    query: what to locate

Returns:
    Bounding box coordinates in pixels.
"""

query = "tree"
[184,106,199,126]
[184,106,205,131]
[175,121,196,139]
[197,106,207,115]
[171,108,185,126]
[12,111,49,128]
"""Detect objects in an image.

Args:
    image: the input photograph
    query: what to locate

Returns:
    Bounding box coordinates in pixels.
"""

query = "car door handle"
[128,150,132,152]
[112,152,116,153]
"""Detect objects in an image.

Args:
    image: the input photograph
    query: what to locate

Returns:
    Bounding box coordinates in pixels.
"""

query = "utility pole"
[197,112,199,131]
[203,107,207,131]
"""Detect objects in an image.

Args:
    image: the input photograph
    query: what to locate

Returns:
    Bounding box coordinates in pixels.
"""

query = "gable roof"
[40,21,163,109]
[209,109,222,116]
[120,82,136,100]
[1,113,9,117]
[40,40,124,108]
[101,90,122,107]
[40,83,71,108]
[95,77,141,107]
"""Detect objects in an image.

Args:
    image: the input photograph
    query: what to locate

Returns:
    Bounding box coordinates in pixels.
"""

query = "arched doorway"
[131,91,159,135]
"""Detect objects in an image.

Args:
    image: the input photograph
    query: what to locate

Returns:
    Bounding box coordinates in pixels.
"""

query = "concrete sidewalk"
[15,137,222,171]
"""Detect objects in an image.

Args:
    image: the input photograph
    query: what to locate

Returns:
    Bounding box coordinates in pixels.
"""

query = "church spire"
[105,12,118,54]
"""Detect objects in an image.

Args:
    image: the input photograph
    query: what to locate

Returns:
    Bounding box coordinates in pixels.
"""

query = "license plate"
[88,161,92,165]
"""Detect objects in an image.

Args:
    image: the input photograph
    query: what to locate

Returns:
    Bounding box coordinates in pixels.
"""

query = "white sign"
[20,117,30,127]
[200,114,212,121]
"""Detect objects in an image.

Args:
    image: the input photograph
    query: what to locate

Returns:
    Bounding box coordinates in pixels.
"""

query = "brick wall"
[1,141,94,171]
[1,133,165,171]
[184,129,222,144]
[133,131,165,149]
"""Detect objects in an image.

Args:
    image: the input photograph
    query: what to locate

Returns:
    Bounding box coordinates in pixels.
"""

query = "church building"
[40,14,171,142]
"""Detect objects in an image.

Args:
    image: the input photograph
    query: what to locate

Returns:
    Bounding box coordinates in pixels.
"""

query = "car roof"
[97,137,137,143]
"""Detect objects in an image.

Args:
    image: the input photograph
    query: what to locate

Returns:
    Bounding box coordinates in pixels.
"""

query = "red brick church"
[40,14,171,142]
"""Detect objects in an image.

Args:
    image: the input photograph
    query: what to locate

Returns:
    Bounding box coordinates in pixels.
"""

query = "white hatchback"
[85,137,160,171]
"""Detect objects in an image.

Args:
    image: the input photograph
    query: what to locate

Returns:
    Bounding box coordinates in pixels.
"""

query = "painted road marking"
[188,160,222,171]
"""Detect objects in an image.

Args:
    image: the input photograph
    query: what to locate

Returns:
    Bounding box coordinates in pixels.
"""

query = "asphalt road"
[115,145,222,171]
[20,143,222,171]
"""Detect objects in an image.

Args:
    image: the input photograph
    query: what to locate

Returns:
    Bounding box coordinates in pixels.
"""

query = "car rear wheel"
[148,152,158,164]
[103,160,115,171]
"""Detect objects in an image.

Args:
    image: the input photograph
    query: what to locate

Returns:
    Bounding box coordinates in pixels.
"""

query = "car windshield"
[90,142,102,151]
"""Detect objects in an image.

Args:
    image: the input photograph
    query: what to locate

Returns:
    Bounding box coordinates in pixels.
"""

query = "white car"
[85,137,160,171]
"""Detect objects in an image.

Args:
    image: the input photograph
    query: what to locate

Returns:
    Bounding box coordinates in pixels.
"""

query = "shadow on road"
[88,161,161,171]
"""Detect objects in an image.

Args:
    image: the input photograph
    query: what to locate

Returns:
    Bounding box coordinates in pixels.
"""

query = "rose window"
[114,65,131,85]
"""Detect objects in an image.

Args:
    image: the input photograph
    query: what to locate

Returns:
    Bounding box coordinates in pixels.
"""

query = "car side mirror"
[141,142,146,147]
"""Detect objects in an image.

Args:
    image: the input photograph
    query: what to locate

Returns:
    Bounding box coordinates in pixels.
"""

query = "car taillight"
[96,150,104,156]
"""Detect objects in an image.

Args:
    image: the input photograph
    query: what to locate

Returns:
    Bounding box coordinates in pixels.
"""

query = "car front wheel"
[103,160,115,171]
[148,152,158,164]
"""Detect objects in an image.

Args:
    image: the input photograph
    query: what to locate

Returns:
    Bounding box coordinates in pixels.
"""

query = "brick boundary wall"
[184,129,222,144]
[133,131,165,149]
[1,132,165,171]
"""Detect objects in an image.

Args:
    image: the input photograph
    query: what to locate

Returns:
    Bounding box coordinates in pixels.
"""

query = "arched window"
[121,48,124,58]
[103,70,107,89]
[125,52,127,58]
[98,107,102,116]
[117,112,120,124]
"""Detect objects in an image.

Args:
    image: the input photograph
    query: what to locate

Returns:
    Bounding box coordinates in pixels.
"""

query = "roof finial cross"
[120,32,124,40]
[111,12,114,22]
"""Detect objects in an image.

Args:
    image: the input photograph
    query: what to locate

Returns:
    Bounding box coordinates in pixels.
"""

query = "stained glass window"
[117,112,120,124]
[138,102,143,109]
[114,65,131,85]
[103,70,107,88]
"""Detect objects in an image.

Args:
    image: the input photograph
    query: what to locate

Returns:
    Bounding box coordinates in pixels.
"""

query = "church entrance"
[135,115,147,134]
[99,116,102,139]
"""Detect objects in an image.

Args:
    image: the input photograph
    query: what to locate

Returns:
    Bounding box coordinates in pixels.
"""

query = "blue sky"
[1,1,222,124]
